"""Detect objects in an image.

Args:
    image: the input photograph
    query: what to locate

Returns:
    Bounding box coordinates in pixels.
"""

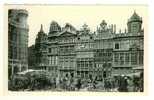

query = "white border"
[1,0,154,100]
[1,0,150,5]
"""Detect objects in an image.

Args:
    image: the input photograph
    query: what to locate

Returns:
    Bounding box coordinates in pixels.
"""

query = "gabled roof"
[58,23,77,36]
[58,30,76,36]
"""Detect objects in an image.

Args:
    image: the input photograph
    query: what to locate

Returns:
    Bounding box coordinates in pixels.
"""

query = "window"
[120,53,124,65]
[99,52,103,57]
[77,62,81,69]
[114,53,119,64]
[14,47,17,59]
[115,43,119,49]
[60,47,64,53]
[49,56,52,65]
[125,53,130,64]
[77,72,80,75]
[49,48,51,53]
[131,52,138,65]
[131,23,137,33]
[108,53,111,57]
[52,56,54,65]
[139,51,143,65]
[85,63,88,69]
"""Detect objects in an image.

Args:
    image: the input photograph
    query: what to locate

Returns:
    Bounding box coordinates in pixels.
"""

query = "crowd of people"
[47,72,143,92]
[8,71,144,92]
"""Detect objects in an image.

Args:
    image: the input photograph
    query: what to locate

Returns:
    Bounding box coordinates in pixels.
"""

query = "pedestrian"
[133,76,140,92]
[118,76,128,92]
[139,72,144,92]
[56,76,60,89]
[76,78,81,91]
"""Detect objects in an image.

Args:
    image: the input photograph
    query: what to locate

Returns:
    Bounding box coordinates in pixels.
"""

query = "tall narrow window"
[139,51,143,65]
[131,52,138,65]
[49,56,52,65]
[115,43,119,49]
[125,53,130,64]
[49,48,51,53]
[120,53,124,65]
[131,23,137,33]
[114,53,119,64]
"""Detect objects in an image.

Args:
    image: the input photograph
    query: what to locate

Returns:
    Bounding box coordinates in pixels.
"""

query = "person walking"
[76,78,81,91]
[118,75,128,92]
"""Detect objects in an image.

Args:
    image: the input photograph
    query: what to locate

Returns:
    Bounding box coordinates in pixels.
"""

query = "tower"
[8,9,29,78]
[35,24,48,70]
[127,11,142,33]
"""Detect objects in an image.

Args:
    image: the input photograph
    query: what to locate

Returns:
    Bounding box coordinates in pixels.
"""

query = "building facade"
[112,11,144,76]
[8,9,29,78]
[76,24,95,79]
[47,22,77,77]
[94,20,115,80]
[30,11,144,79]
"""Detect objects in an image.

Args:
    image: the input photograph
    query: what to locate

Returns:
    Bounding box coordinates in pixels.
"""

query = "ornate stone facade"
[76,24,95,78]
[30,11,144,79]
[112,11,144,77]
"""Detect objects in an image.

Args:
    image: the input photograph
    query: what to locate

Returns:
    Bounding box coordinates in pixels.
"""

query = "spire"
[134,10,136,14]
[40,24,44,33]
[132,10,138,18]
[128,10,142,23]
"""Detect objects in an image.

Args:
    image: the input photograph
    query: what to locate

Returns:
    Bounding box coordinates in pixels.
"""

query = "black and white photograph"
[7,5,147,92]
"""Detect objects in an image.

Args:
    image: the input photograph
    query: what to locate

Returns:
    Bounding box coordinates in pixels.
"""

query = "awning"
[132,66,143,70]
[17,69,46,75]
[112,71,142,77]
[126,72,141,77]
[17,69,35,75]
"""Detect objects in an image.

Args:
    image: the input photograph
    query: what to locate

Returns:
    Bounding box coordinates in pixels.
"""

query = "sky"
[6,5,148,46]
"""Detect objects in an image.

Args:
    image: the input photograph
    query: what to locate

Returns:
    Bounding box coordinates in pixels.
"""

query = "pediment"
[59,31,75,36]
